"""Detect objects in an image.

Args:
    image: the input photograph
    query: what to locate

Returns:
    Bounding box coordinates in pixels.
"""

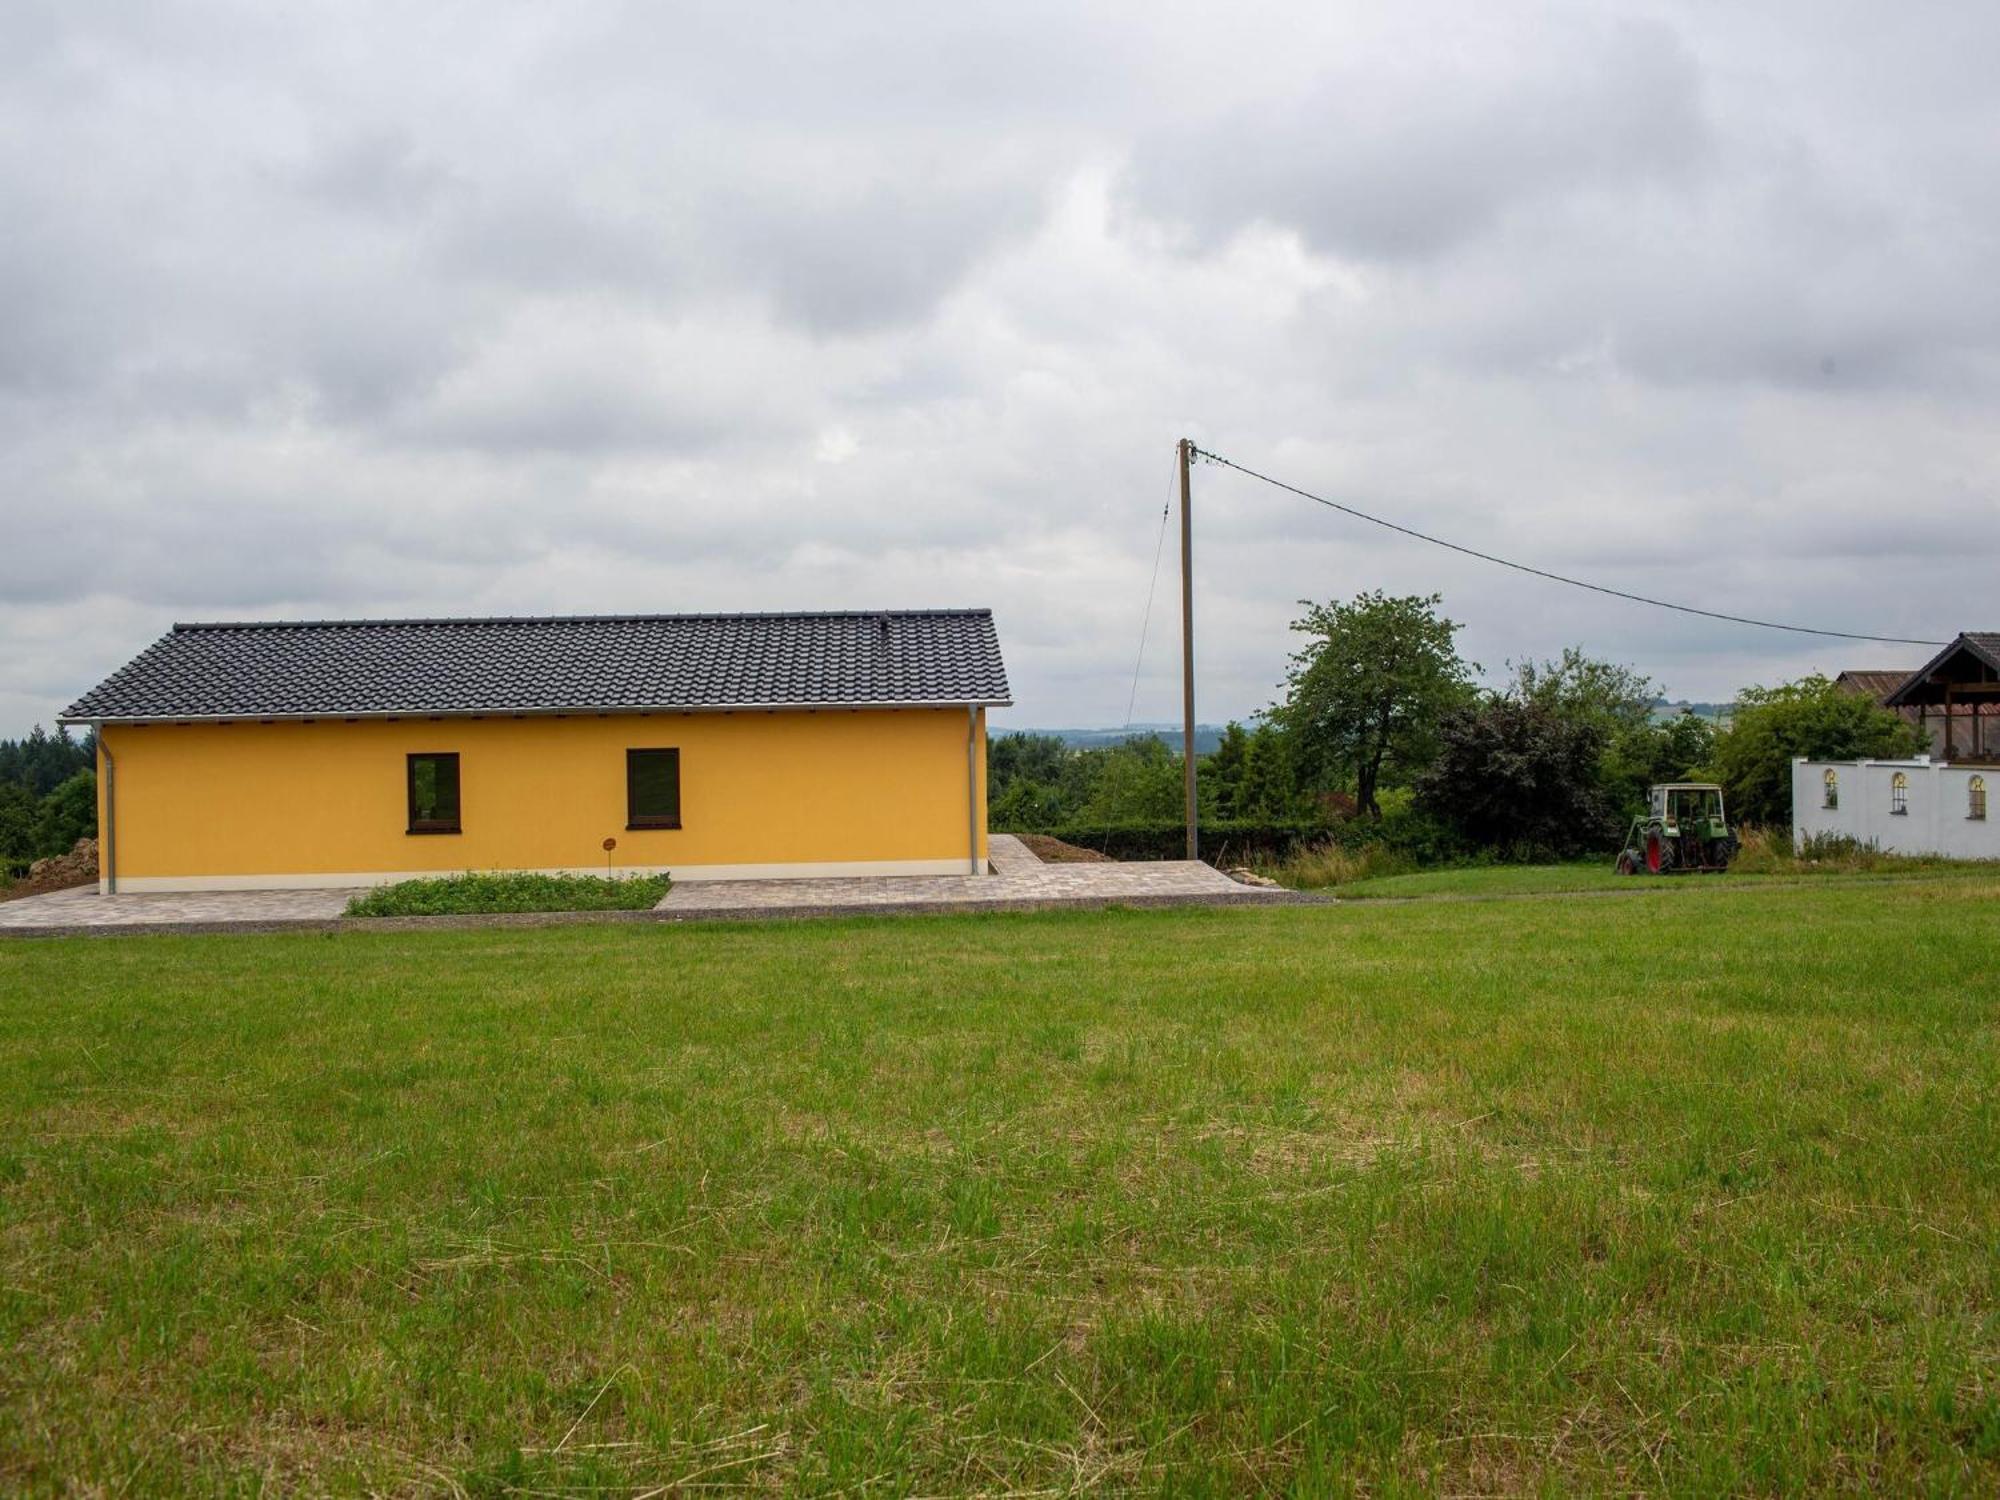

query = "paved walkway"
[657,834,1275,916]
[986,833,1046,875]
[0,836,1312,938]
[0,885,357,930]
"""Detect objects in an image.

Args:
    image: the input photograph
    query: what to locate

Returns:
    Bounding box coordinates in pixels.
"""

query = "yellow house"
[61,610,1010,893]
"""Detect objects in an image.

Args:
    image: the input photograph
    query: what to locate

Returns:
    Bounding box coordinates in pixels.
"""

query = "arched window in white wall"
[1972,776,1988,822]
[1823,769,1839,809]
[1891,771,1909,816]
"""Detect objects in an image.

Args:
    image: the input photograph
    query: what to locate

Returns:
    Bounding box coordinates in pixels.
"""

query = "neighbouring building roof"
[1884,633,2000,708]
[62,610,1012,723]
[1835,669,1919,703]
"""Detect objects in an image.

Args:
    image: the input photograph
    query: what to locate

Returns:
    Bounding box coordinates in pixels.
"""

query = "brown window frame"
[1890,772,1909,816]
[1971,776,1987,822]
[626,747,682,830]
[406,751,462,835]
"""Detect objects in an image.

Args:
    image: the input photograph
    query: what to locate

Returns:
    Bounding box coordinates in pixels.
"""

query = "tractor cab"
[1618,783,1737,875]
[1652,783,1725,836]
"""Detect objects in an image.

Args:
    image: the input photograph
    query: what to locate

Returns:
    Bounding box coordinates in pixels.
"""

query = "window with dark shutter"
[407,752,461,834]
[627,748,681,829]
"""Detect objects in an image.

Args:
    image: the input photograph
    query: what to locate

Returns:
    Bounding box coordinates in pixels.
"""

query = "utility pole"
[1179,437,1198,860]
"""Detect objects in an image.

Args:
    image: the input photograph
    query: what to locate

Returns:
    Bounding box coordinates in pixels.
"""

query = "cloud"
[2,1,1997,738]
[1125,12,1711,262]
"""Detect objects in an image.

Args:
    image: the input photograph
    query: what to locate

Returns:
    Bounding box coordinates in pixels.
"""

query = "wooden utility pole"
[1179,437,1198,860]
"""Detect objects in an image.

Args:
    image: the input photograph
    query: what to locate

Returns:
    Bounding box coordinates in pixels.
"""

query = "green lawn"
[3,880,1997,1493]
[1330,861,1987,901]
[1332,861,1637,899]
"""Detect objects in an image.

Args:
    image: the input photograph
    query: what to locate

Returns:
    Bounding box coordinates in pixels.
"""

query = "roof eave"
[60,696,1013,727]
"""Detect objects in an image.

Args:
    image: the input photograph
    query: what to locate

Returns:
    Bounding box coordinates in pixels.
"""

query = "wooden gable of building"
[1885,634,2000,763]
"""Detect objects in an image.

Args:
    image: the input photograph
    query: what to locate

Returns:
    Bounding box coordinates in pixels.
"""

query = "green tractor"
[1615,783,1739,875]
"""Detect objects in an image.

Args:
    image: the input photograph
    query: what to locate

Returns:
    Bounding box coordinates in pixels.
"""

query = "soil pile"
[4,838,99,902]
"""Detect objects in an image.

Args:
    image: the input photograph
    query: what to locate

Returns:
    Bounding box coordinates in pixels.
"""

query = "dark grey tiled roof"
[1884,632,2000,706]
[63,611,1011,721]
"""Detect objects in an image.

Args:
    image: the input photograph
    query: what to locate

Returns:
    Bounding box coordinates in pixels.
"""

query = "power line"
[1123,476,1175,727]
[1192,446,1947,648]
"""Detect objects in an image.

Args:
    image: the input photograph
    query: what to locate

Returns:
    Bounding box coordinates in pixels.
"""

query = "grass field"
[3,877,1997,1493]
[1328,862,1988,901]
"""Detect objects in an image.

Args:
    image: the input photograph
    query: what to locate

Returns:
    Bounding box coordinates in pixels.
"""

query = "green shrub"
[345,871,670,917]
[1370,802,1472,865]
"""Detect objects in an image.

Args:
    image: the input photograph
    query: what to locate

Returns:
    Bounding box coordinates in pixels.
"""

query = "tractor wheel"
[1645,829,1677,874]
[1705,836,1740,871]
[1615,850,1637,876]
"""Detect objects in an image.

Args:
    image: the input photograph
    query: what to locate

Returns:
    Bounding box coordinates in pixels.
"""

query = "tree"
[1202,722,1251,818]
[1235,723,1301,819]
[32,770,97,858]
[1076,736,1191,823]
[1508,649,1656,738]
[0,724,95,799]
[988,776,1066,831]
[1413,698,1612,858]
[987,733,1068,794]
[1711,676,1927,826]
[1505,649,1722,822]
[1603,709,1719,817]
[988,734,1106,829]
[1274,591,1475,818]
[0,782,36,876]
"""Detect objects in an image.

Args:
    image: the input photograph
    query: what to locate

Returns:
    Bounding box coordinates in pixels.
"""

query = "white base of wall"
[101,857,979,894]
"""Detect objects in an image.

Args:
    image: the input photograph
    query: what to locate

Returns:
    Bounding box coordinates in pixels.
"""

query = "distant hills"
[1652,700,1733,724]
[997,723,1234,755]
[1003,701,1730,756]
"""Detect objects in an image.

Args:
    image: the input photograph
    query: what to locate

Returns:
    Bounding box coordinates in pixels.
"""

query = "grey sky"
[3,0,1994,736]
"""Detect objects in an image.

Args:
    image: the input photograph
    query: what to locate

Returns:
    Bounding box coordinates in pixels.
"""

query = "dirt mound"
[4,838,99,902]
[1014,833,1114,864]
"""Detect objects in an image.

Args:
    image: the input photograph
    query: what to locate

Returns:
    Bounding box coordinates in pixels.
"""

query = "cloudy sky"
[3,1,1994,736]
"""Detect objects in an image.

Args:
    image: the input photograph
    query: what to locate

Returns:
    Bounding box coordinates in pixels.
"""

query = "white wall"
[1792,758,1998,860]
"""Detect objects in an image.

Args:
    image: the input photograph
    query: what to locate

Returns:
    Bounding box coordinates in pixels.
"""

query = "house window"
[626,748,682,829]
[407,752,461,834]
[1972,776,1988,822]
[1822,769,1839,809]
[1890,771,1909,816]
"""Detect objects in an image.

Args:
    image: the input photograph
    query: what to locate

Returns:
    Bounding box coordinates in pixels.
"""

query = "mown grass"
[2,880,1997,1493]
[343,870,670,917]
[1331,860,1998,902]
[1327,861,1636,899]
